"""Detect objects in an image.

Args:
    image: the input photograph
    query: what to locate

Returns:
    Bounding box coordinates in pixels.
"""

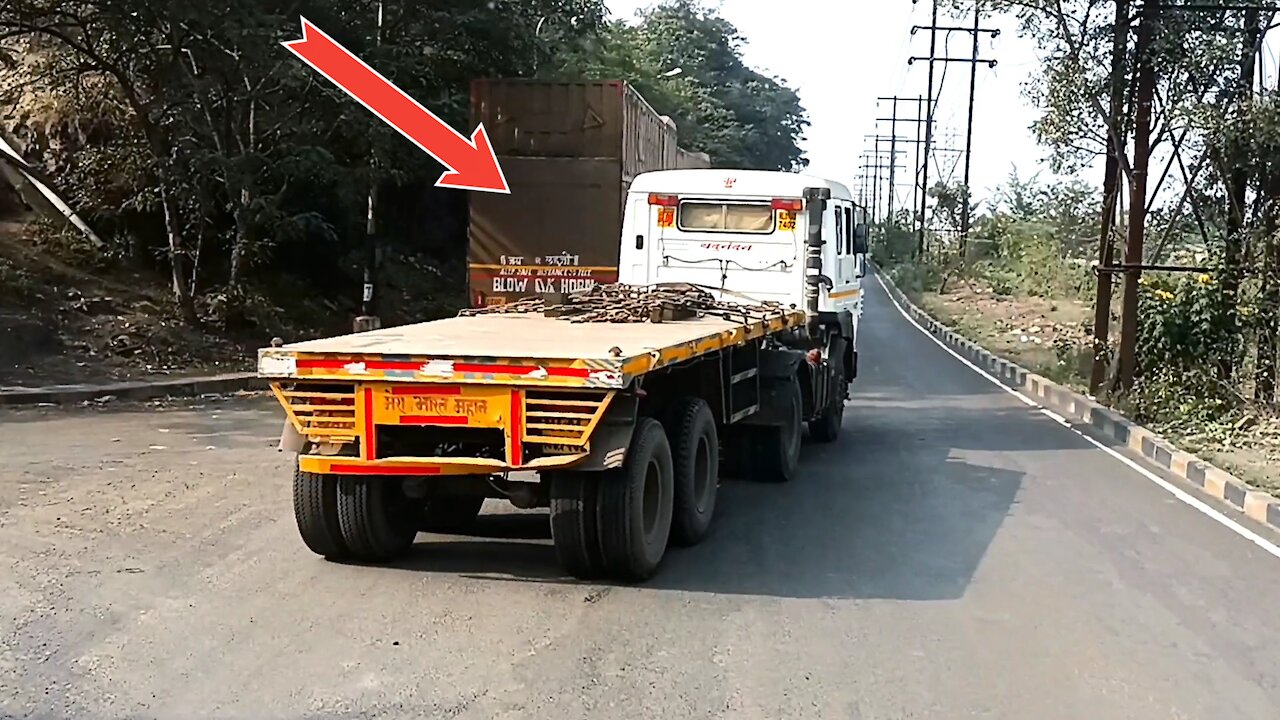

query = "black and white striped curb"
[877,268,1280,534]
[0,372,267,407]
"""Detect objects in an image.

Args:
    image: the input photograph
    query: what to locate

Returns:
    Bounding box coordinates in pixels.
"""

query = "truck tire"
[809,341,848,443]
[596,418,675,581]
[549,472,606,579]
[293,464,350,560]
[667,397,719,547]
[421,495,486,534]
[745,377,803,483]
[335,477,419,563]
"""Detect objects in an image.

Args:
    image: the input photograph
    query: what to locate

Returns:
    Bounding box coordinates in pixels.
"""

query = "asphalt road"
[3,275,1280,719]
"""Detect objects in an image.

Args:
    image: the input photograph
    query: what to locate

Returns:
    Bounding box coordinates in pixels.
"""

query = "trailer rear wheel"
[597,418,675,581]
[549,472,605,579]
[668,397,719,547]
[336,477,419,562]
[746,377,802,483]
[421,495,486,534]
[293,464,350,560]
[809,341,848,443]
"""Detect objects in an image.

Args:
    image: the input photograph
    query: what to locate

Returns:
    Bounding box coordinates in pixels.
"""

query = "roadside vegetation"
[875,0,1280,492]
[0,0,807,385]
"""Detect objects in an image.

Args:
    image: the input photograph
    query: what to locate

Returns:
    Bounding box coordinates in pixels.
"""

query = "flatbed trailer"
[260,285,850,581]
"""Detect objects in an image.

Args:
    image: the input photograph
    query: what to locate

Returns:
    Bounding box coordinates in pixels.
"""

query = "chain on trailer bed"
[259,284,806,477]
[458,283,790,325]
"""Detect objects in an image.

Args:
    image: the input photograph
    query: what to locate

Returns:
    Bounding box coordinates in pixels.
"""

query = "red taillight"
[648,193,679,207]
[771,198,803,212]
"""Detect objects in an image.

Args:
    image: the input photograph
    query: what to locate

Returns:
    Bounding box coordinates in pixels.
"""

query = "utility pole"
[860,154,878,222]
[1089,0,1130,394]
[872,151,882,225]
[868,132,963,238]
[864,139,907,224]
[878,96,927,231]
[887,107,900,224]
[911,7,999,259]
[911,0,939,258]
[959,4,999,258]
[889,129,899,224]
[1115,0,1160,393]
[356,0,385,333]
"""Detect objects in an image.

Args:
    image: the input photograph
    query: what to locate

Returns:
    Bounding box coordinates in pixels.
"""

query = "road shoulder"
[874,265,1280,539]
[0,372,266,406]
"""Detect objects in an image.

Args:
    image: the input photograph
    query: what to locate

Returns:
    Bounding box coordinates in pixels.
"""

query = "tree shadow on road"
[370,402,1101,602]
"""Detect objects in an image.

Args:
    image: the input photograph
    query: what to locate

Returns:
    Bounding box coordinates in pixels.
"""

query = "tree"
[553,0,808,171]
[929,181,972,238]
[0,0,608,320]
[955,0,1280,405]
[0,0,215,321]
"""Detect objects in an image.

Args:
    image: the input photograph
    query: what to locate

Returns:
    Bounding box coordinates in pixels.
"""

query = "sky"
[604,0,1066,209]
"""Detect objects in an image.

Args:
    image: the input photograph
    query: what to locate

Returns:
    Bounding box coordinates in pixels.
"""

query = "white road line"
[873,272,1280,559]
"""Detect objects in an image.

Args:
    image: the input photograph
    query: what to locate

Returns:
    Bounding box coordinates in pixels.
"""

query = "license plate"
[371,385,505,428]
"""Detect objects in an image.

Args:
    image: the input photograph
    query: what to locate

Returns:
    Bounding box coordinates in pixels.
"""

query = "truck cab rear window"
[677,202,775,233]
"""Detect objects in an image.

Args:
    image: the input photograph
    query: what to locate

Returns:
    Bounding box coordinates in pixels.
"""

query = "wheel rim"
[642,457,662,535]
[693,435,713,511]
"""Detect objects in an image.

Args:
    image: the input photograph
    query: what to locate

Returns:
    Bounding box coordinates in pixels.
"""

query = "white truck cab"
[618,168,869,373]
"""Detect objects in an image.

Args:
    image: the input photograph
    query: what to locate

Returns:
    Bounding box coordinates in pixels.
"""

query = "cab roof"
[629,168,854,202]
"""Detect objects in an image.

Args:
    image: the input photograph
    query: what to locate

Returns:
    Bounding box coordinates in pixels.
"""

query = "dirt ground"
[0,213,466,391]
[914,279,1280,495]
[0,219,253,388]
[916,279,1096,389]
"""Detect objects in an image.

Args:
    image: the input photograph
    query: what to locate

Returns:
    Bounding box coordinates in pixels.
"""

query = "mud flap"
[573,423,632,471]
[278,420,305,454]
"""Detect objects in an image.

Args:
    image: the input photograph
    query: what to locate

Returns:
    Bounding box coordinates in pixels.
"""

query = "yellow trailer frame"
[261,309,804,477]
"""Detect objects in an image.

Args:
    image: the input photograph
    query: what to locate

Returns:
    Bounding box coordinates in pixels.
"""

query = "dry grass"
[916,278,1280,496]
[918,279,1096,390]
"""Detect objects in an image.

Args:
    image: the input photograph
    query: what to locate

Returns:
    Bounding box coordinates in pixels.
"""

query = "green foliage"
[928,181,972,235]
[886,261,944,301]
[551,0,808,171]
[922,0,1280,492]
[872,222,918,267]
[0,0,804,333]
[964,0,1244,173]
[1122,365,1243,437]
[966,173,1097,300]
[1135,271,1242,377]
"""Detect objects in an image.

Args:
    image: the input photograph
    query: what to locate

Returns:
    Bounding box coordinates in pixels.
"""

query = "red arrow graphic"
[282,17,509,194]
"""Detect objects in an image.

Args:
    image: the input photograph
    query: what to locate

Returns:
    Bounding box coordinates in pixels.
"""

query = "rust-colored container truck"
[468,79,691,306]
[675,147,712,169]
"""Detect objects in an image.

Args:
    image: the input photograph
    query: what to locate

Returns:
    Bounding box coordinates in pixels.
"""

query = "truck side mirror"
[853,223,869,255]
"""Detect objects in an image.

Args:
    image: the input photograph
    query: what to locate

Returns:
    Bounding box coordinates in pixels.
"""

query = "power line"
[877,96,926,226]
[861,145,908,225]
[909,0,940,257]
[910,4,999,257]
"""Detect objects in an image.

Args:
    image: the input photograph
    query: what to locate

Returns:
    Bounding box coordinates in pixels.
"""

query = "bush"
[1110,268,1256,438]
[1122,365,1242,436]
[886,260,944,299]
[872,223,919,267]
[970,227,1092,301]
[1135,271,1241,376]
